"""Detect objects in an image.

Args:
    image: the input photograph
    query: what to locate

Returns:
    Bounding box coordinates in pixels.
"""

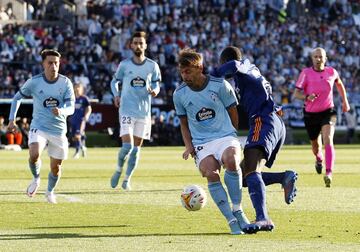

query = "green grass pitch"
[0,145,359,251]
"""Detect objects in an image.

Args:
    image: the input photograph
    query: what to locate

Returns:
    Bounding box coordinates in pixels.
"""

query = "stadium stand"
[0,0,359,106]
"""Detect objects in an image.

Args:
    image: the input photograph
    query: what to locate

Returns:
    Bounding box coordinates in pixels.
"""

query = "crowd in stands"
[0,116,29,148]
[0,0,359,108]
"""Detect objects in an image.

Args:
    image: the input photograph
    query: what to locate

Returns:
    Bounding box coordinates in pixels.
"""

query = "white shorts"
[194,136,241,168]
[119,115,151,140]
[28,129,69,160]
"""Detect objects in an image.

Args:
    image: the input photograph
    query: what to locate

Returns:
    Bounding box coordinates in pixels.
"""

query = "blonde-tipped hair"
[178,48,203,68]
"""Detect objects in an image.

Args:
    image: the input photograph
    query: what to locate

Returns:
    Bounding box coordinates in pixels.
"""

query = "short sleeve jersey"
[19,73,75,135]
[173,75,238,145]
[295,66,339,113]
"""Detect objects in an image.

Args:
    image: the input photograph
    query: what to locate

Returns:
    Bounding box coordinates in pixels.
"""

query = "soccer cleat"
[73,151,80,159]
[121,180,131,191]
[26,177,40,197]
[241,223,261,234]
[233,210,250,227]
[110,171,121,188]
[232,210,259,234]
[228,219,244,235]
[315,160,323,174]
[45,191,57,204]
[81,146,87,157]
[282,170,298,204]
[324,174,332,188]
[253,219,275,232]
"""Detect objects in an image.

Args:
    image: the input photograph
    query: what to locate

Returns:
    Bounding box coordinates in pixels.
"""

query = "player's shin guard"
[224,170,242,211]
[325,144,335,175]
[246,172,268,221]
[208,181,236,223]
[117,143,132,172]
[29,160,41,178]
[47,171,60,193]
[125,146,140,179]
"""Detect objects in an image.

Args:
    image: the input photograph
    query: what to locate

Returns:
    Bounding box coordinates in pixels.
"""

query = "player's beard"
[134,50,142,57]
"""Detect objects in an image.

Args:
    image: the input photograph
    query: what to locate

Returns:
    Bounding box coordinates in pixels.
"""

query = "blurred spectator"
[5,122,23,145]
[0,116,7,144]
[0,0,358,109]
[18,117,30,148]
[344,106,357,144]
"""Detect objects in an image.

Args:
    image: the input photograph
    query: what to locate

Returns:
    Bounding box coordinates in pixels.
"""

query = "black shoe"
[315,160,323,174]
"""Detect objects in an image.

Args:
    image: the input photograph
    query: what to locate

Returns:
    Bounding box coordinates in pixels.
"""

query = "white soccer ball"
[180,185,207,211]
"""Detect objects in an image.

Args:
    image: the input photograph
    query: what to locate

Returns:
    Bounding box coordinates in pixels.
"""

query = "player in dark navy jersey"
[70,83,92,159]
[214,46,298,232]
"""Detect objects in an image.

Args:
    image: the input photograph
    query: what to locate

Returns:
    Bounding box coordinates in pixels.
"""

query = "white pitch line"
[57,194,83,203]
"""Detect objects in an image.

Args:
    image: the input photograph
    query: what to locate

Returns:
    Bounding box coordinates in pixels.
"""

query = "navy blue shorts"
[245,112,286,168]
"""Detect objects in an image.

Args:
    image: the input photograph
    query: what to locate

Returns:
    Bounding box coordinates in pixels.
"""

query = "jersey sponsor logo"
[43,97,60,108]
[196,107,215,121]
[130,77,146,88]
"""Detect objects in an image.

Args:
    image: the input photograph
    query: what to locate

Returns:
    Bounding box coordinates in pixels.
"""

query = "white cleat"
[26,177,40,197]
[121,180,131,191]
[73,152,80,159]
[81,146,87,157]
[45,191,57,204]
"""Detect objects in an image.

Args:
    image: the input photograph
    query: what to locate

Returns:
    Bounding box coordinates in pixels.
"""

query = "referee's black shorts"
[303,108,337,140]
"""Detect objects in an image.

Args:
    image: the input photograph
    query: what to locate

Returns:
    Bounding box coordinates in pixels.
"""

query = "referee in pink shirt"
[294,47,350,187]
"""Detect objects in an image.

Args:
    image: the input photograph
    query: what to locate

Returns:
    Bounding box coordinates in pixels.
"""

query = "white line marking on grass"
[57,194,83,203]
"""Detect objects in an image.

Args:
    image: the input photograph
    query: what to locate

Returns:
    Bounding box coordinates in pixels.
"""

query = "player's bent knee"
[200,169,219,181]
[51,166,61,176]
[29,152,40,163]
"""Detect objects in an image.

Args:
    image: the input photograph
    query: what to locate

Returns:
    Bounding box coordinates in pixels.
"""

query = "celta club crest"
[59,88,63,96]
[210,92,218,102]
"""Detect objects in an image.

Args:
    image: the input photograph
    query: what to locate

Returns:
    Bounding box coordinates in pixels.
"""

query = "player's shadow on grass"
[0,188,183,196]
[59,189,183,195]
[31,224,131,229]
[60,174,199,179]
[0,232,227,240]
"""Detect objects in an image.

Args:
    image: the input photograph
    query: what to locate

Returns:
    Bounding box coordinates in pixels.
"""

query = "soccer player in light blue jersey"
[173,48,257,235]
[7,49,75,204]
[110,31,161,190]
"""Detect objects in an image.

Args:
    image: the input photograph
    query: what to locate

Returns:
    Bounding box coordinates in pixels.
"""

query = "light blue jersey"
[110,57,161,119]
[9,73,75,136]
[173,75,238,145]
